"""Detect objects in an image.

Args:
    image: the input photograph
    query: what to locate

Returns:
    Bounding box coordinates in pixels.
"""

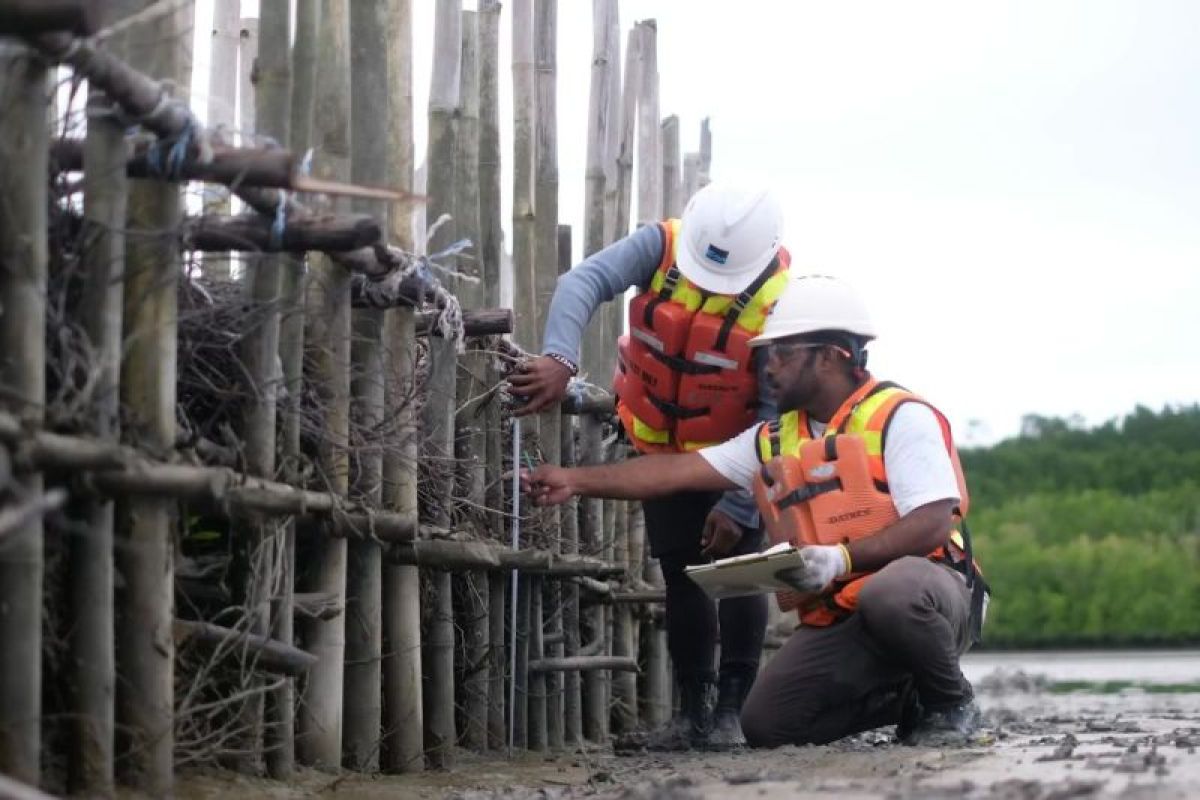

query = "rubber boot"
[707,672,751,749]
[622,675,716,752]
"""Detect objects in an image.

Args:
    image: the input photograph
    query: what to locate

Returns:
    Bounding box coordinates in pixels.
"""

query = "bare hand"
[508,355,573,416]
[700,509,744,558]
[520,463,577,506]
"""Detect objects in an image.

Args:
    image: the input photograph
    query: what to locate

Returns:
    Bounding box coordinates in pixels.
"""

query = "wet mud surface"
[174,678,1200,799]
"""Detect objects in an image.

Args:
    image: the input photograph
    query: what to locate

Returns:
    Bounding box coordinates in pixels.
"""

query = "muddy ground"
[174,676,1200,799]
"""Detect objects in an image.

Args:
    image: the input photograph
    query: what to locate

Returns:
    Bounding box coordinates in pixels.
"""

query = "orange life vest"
[614,219,791,453]
[752,379,978,626]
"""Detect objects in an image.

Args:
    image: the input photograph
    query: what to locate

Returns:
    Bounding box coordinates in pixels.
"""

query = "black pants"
[642,490,767,686]
[739,557,975,747]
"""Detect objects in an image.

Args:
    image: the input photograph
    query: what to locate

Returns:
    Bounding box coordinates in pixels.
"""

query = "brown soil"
[172,690,1200,799]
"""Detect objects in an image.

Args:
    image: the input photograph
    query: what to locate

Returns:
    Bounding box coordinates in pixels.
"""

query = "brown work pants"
[740,556,975,747]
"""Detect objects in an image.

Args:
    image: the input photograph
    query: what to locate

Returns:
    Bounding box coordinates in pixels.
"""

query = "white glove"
[774,545,851,593]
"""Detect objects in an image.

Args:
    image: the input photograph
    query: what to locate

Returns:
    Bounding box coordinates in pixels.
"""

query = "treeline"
[960,405,1200,648]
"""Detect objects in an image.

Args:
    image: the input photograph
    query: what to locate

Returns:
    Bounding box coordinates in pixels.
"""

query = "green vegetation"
[1047,680,1200,695]
[959,405,1200,648]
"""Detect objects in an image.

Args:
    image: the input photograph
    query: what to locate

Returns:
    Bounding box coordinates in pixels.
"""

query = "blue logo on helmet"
[704,244,730,264]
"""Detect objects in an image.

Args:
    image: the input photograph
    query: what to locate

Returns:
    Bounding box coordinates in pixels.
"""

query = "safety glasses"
[765,340,851,363]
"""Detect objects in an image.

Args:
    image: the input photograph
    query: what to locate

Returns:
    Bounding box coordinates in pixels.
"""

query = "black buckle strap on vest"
[713,258,780,352]
[775,478,843,510]
[645,346,723,376]
[647,393,708,421]
[643,262,683,327]
[767,420,782,459]
[941,517,991,646]
[823,435,839,461]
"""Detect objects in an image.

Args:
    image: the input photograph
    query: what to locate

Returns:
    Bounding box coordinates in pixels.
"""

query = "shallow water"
[962,649,1200,685]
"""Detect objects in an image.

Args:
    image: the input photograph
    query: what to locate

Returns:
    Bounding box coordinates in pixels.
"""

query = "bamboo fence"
[0,0,723,794]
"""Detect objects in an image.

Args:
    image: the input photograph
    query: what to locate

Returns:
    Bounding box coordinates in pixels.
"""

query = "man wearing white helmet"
[522,274,988,748]
[510,184,791,749]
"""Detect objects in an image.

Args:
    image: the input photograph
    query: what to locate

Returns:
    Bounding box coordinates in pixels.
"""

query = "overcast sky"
[197,1,1200,444]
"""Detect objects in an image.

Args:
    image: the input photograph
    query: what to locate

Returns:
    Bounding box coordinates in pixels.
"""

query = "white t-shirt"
[698,402,960,517]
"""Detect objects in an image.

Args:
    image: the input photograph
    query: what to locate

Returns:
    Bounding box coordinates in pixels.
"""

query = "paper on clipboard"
[684,542,805,599]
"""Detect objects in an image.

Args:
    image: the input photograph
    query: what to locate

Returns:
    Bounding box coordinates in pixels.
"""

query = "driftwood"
[173,620,317,676]
[187,212,380,253]
[528,656,638,674]
[416,308,512,337]
[0,0,103,36]
[50,139,297,189]
[559,381,615,416]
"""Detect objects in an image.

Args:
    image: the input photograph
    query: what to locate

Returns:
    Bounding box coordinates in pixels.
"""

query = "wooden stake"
[581,0,619,385]
[378,0,424,776]
[422,0,462,769]
[600,1,624,376]
[64,84,125,795]
[237,17,259,144]
[478,0,505,546]
[661,115,681,217]
[579,415,607,742]
[274,0,318,775]
[559,226,583,746]
[511,0,537,350]
[532,0,564,749]
[203,0,239,279]
[342,0,394,771]
[110,4,189,790]
[487,573,506,750]
[0,40,48,789]
[613,25,640,244]
[635,20,661,226]
[295,0,352,770]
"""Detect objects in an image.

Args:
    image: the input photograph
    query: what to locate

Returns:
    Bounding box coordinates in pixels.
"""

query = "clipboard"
[684,542,805,600]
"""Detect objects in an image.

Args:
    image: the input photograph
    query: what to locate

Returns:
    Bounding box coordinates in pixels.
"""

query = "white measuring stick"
[507,416,522,753]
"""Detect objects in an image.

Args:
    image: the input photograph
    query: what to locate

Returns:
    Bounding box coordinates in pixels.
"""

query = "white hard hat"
[750,274,877,347]
[674,183,784,294]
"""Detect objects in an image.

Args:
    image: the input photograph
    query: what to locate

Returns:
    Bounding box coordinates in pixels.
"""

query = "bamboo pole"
[661,115,681,218]
[559,226,583,746]
[237,17,259,143]
[0,40,48,789]
[609,443,636,734]
[478,0,504,545]
[295,0,352,770]
[64,68,130,792]
[342,0,393,772]
[487,573,506,750]
[274,0,317,775]
[682,152,701,204]
[612,25,640,244]
[579,415,607,742]
[513,575,530,749]
[204,0,239,279]
[600,1,623,376]
[511,0,537,350]
[532,0,564,749]
[635,20,661,226]
[527,578,547,750]
[581,0,618,385]
[228,0,291,774]
[110,5,189,790]
[423,0,462,770]
[453,11,490,754]
[379,0,424,776]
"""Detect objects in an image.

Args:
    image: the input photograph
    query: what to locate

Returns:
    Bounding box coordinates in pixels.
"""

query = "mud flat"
[171,682,1200,799]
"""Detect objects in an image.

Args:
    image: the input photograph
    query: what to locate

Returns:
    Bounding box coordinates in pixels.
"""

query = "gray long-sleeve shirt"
[540,223,777,529]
